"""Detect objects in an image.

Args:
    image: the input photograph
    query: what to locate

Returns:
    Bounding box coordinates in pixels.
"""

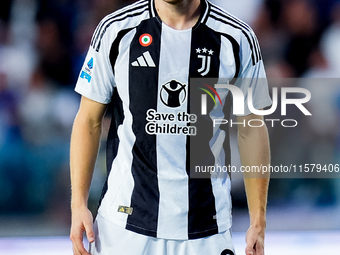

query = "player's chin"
[162,0,184,4]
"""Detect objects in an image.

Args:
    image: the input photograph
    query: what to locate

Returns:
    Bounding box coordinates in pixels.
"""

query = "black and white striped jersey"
[75,0,272,240]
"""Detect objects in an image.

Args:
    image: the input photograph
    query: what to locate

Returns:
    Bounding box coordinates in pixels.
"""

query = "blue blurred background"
[0,0,340,240]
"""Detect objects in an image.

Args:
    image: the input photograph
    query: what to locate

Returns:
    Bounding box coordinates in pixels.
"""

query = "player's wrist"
[249,210,266,228]
[250,217,266,230]
[71,198,89,211]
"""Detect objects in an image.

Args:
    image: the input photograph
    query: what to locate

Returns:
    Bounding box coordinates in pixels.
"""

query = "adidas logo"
[131,51,156,67]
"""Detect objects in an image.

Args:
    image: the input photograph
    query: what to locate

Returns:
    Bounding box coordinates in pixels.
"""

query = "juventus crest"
[196,47,214,76]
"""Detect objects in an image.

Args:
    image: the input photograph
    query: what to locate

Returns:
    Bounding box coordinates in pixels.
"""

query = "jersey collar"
[150,0,210,29]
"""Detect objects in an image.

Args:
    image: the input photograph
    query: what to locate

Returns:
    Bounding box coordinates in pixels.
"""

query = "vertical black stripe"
[126,18,161,237]
[109,28,135,74]
[217,32,236,178]
[106,90,125,179]
[222,92,232,180]
[98,89,124,208]
[187,24,221,239]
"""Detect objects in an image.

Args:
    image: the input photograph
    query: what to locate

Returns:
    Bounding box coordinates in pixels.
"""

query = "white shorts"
[89,214,235,255]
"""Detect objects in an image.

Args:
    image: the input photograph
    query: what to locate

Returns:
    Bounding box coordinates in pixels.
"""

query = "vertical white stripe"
[208,106,233,231]
[156,24,192,239]
[219,36,236,79]
[207,34,235,232]
[211,174,232,232]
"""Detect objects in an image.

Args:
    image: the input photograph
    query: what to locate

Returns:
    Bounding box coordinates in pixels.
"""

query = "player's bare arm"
[237,113,270,255]
[70,96,107,255]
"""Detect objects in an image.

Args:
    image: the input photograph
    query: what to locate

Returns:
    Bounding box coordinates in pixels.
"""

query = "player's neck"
[155,0,202,30]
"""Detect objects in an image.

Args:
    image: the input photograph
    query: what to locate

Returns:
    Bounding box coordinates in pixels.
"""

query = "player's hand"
[70,206,95,255]
[245,224,265,255]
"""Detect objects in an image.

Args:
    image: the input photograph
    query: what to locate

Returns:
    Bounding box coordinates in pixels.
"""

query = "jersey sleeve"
[233,31,272,116]
[75,26,116,104]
